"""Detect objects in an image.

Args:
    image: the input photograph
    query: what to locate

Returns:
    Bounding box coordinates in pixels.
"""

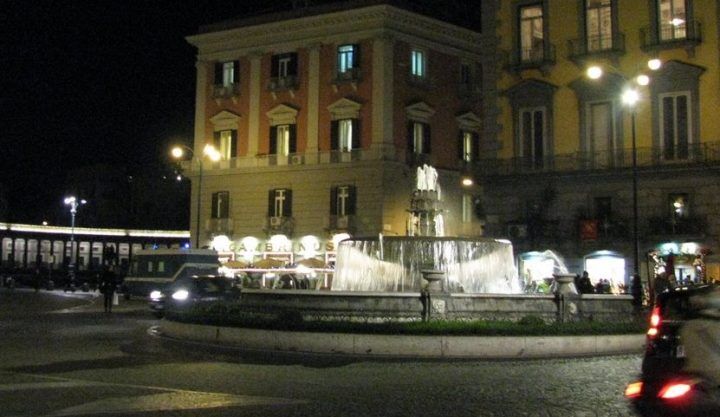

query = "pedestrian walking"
[99,265,117,313]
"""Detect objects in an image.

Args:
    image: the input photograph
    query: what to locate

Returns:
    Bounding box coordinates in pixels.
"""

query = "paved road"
[0,288,644,416]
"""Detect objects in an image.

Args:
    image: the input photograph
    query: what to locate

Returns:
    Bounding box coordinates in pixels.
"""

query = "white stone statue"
[416,166,427,191]
[433,213,444,237]
[406,213,417,236]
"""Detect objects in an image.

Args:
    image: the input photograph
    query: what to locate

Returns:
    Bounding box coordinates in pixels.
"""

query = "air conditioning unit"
[290,155,303,165]
[507,223,528,238]
[270,216,283,227]
[336,216,349,229]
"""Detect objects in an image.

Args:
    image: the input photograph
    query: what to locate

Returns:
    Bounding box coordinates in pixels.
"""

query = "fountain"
[332,164,522,294]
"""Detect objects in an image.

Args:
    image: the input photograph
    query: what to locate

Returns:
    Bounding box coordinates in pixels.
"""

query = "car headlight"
[149,290,164,301]
[171,289,190,301]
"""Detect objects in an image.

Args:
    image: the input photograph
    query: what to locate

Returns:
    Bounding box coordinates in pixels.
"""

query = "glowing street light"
[171,144,220,248]
[64,196,86,288]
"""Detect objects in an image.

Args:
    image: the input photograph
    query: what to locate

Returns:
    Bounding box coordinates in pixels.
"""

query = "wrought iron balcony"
[509,43,556,71]
[568,33,625,61]
[473,142,720,177]
[212,83,241,99]
[640,20,702,51]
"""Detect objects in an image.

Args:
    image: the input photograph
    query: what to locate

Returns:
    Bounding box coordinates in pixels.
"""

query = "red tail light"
[647,306,662,339]
[658,382,693,399]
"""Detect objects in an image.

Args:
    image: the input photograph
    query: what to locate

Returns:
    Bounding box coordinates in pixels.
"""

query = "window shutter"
[423,123,431,154]
[219,192,229,218]
[269,126,277,155]
[457,131,465,160]
[232,60,240,83]
[330,120,339,150]
[284,190,293,216]
[407,122,414,153]
[352,44,361,68]
[472,132,481,161]
[268,190,275,217]
[289,53,298,76]
[213,131,221,149]
[211,193,219,219]
[351,119,361,149]
[214,63,222,85]
[347,185,357,215]
[230,130,238,158]
[330,187,338,215]
[289,124,297,154]
[271,55,279,78]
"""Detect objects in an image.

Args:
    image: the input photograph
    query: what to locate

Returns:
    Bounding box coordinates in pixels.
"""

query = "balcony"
[509,43,556,72]
[329,214,355,232]
[473,142,720,177]
[333,67,362,84]
[212,83,241,99]
[268,75,298,91]
[206,218,233,235]
[568,33,625,63]
[640,20,702,52]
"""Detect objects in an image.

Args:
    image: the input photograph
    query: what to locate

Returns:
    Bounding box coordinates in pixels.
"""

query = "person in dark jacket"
[99,266,117,313]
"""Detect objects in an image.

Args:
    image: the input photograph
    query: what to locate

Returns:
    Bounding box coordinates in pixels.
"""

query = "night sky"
[2,0,475,226]
[2,0,277,225]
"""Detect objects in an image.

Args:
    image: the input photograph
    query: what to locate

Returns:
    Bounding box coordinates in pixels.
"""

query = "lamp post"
[171,144,220,249]
[622,88,641,277]
[64,196,86,288]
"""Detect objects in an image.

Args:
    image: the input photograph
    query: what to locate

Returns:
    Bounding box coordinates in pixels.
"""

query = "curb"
[160,320,646,359]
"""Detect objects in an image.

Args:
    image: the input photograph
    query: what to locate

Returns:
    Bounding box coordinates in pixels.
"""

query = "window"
[586,101,615,168]
[268,189,292,217]
[411,49,426,78]
[586,0,613,51]
[459,131,479,162]
[409,122,430,154]
[337,44,359,76]
[658,0,687,41]
[213,130,237,160]
[270,53,298,89]
[520,4,544,62]
[269,124,297,156]
[211,191,230,219]
[214,61,239,86]
[330,185,357,216]
[519,107,546,168]
[669,193,688,219]
[331,119,360,151]
[660,92,690,160]
[462,194,473,223]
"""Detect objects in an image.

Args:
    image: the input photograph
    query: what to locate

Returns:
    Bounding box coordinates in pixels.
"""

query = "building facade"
[482,0,720,286]
[185,2,492,258]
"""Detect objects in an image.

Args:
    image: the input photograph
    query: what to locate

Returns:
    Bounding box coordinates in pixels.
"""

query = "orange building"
[184,1,491,255]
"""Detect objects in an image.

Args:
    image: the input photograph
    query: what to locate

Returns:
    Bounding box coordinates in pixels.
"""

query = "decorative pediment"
[209,110,241,131]
[266,104,299,126]
[656,59,705,81]
[456,112,482,132]
[504,79,558,100]
[327,98,362,120]
[568,72,625,100]
[405,101,436,123]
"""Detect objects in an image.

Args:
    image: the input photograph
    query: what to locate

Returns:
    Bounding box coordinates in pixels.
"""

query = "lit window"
[338,44,357,74]
[212,191,230,219]
[586,0,613,51]
[658,0,687,41]
[269,189,292,218]
[411,49,426,77]
[413,122,426,154]
[520,4,544,62]
[217,130,235,160]
[332,185,356,216]
[277,125,290,156]
[463,132,474,162]
[222,62,235,86]
[339,119,354,151]
[669,193,688,219]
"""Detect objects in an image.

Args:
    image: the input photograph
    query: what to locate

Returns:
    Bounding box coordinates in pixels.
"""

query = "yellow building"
[485,0,720,286]
[184,1,491,260]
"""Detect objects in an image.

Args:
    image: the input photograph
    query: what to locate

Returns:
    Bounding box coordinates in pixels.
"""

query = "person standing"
[99,265,116,313]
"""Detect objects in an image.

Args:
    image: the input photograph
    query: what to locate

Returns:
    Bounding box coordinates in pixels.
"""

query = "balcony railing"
[640,20,702,50]
[473,142,720,177]
[212,83,241,99]
[568,33,625,60]
[268,75,298,91]
[510,43,556,70]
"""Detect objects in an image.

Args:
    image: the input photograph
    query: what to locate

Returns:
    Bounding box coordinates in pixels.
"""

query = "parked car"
[626,284,720,416]
[149,275,240,318]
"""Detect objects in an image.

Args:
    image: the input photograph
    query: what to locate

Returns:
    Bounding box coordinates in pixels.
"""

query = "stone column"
[306,44,320,160]
[193,61,208,155]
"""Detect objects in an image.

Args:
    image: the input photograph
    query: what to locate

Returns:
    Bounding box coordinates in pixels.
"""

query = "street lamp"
[171,144,220,249]
[621,88,640,277]
[64,196,86,287]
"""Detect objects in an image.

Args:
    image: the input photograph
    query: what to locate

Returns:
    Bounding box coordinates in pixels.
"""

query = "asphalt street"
[0,287,644,416]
